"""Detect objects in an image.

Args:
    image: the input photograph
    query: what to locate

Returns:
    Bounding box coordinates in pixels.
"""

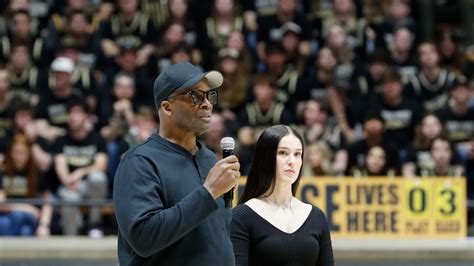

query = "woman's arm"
[231,208,250,266]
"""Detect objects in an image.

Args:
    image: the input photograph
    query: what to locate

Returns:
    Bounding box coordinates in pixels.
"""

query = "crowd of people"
[0,0,473,237]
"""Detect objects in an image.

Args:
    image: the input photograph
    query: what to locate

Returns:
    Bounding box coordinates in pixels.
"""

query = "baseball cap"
[281,22,301,35]
[153,62,223,108]
[51,57,75,73]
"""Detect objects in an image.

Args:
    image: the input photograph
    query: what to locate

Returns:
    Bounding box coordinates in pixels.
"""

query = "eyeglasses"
[167,89,219,105]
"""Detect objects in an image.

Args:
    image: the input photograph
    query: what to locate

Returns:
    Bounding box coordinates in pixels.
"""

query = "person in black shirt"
[53,99,108,236]
[256,0,311,62]
[0,134,53,237]
[405,42,455,112]
[369,68,423,157]
[231,125,334,266]
[435,75,474,162]
[6,43,40,107]
[402,113,447,177]
[97,0,155,68]
[113,62,239,265]
[346,112,400,175]
[389,27,418,81]
[35,57,83,144]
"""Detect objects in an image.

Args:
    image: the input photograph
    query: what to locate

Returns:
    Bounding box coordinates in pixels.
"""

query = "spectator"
[200,0,244,61]
[435,26,466,74]
[353,145,396,177]
[35,57,83,143]
[375,0,418,49]
[216,48,250,126]
[298,47,337,108]
[369,68,423,157]
[346,112,399,174]
[6,43,40,106]
[406,42,455,112]
[0,134,53,237]
[53,99,108,236]
[388,27,418,81]
[403,113,447,177]
[349,49,390,127]
[226,31,254,74]
[420,137,463,177]
[302,141,334,177]
[263,42,302,115]
[256,0,312,62]
[98,0,155,67]
[436,75,474,161]
[238,74,293,129]
[0,10,48,66]
[100,73,133,184]
[124,105,157,148]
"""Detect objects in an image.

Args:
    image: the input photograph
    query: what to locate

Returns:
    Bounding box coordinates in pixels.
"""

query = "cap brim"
[204,71,224,89]
[176,70,224,92]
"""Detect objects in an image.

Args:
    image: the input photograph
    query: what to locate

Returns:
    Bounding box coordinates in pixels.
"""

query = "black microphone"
[220,137,235,209]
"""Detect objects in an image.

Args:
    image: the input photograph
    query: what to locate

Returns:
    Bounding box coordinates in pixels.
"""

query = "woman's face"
[227,32,245,52]
[215,0,234,16]
[317,48,337,70]
[328,25,347,49]
[275,134,303,185]
[306,145,323,167]
[421,115,442,140]
[220,57,238,74]
[431,139,452,167]
[169,0,187,18]
[11,142,30,170]
[366,146,386,174]
[282,32,299,53]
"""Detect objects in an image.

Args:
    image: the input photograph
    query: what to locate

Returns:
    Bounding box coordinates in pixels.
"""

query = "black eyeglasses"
[167,89,219,105]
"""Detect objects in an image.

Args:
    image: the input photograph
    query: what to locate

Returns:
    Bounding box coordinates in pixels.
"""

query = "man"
[113,62,240,265]
[53,99,108,236]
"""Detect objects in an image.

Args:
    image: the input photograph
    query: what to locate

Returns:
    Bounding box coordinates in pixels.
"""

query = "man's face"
[68,106,88,131]
[167,79,214,136]
[12,13,30,39]
[382,80,403,100]
[53,71,72,90]
[419,44,439,68]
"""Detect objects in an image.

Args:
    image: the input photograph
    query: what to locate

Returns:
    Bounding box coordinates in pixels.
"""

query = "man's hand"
[204,155,240,199]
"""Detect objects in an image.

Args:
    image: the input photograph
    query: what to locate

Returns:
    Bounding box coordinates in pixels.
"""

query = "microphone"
[220,137,235,209]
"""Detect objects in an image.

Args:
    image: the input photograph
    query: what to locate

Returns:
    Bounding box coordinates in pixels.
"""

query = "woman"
[231,125,334,266]
[402,113,446,177]
[352,146,395,178]
[0,134,52,236]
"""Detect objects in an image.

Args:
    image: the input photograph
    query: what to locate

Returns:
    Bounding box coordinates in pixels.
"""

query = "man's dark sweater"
[113,133,234,265]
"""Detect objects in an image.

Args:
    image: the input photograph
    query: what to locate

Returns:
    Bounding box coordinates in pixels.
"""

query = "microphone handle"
[222,149,234,208]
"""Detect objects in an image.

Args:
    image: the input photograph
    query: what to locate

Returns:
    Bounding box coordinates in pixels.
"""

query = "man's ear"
[160,100,173,115]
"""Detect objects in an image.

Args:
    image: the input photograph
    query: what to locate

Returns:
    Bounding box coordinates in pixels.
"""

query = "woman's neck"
[260,183,293,208]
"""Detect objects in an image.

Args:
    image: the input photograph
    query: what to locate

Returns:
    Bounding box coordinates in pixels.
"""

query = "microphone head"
[220,137,235,150]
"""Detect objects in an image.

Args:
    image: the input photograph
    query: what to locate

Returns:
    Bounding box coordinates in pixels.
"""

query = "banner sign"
[235,177,466,238]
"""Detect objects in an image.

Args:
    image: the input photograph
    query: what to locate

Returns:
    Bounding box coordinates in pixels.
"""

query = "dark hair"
[67,98,89,114]
[3,134,38,197]
[253,74,278,88]
[238,125,304,204]
[381,67,402,84]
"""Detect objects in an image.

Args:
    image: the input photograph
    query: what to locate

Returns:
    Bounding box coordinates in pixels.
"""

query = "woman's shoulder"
[232,203,253,218]
[292,199,328,219]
